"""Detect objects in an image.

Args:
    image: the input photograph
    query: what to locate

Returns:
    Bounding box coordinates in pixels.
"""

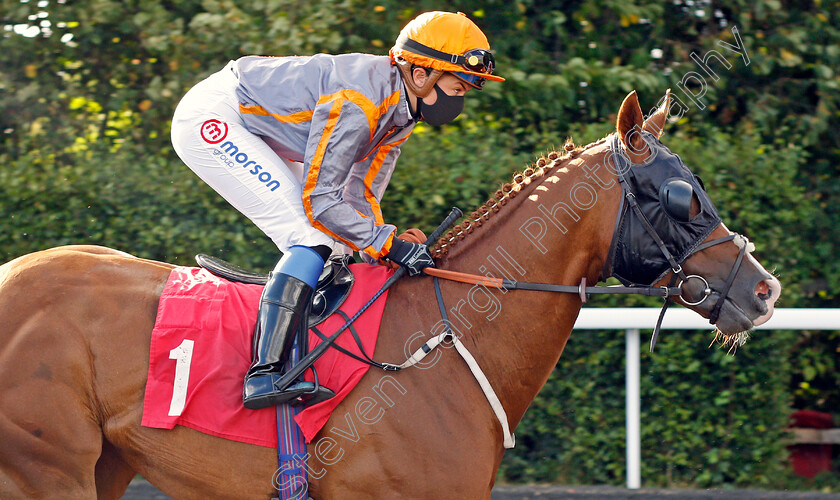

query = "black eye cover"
[659,178,694,222]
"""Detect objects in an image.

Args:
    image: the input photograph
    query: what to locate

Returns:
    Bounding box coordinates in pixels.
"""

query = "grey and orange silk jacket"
[231,54,416,259]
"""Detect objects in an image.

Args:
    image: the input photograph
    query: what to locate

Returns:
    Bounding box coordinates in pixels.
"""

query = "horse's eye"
[659,178,694,222]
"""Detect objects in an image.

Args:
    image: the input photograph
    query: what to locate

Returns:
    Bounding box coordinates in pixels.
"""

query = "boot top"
[261,273,315,314]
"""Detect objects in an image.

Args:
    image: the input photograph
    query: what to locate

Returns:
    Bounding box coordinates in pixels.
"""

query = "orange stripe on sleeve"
[239,104,314,124]
[364,146,392,226]
[301,99,360,251]
[364,231,395,259]
[301,90,405,258]
[360,134,409,225]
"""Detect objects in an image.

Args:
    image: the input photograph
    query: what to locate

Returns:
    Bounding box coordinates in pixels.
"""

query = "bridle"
[423,134,753,351]
[604,132,752,349]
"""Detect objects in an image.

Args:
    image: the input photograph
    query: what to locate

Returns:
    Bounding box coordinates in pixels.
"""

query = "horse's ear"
[642,89,672,138]
[616,91,647,160]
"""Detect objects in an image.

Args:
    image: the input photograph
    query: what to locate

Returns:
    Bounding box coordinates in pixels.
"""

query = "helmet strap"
[395,58,442,98]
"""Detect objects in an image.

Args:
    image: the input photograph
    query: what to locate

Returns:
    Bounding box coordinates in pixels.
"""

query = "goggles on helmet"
[460,48,495,74]
[395,37,497,86]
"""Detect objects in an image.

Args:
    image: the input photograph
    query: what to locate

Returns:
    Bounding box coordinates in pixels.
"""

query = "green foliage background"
[1,0,838,490]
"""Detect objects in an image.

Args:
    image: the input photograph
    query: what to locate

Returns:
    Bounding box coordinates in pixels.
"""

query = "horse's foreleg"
[94,439,136,499]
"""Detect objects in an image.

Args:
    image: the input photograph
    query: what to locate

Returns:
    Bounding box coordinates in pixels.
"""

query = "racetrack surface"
[124,479,840,499]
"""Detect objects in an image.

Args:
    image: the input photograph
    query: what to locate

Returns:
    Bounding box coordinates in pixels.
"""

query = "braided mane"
[431,136,610,257]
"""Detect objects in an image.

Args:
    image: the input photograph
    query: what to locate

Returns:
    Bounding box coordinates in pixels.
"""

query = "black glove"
[387,237,435,276]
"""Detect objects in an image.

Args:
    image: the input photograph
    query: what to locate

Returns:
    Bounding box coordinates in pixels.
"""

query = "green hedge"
[499,328,797,488]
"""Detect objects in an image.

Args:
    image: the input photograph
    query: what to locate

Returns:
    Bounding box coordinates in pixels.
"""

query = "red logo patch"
[200,119,228,144]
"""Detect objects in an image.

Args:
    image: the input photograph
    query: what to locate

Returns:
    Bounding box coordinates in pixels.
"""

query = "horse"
[0,90,781,499]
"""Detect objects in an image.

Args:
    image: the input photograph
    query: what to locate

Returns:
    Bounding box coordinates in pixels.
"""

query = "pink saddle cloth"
[141,263,393,447]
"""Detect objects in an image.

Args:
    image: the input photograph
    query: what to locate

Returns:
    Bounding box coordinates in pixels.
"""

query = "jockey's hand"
[386,237,435,276]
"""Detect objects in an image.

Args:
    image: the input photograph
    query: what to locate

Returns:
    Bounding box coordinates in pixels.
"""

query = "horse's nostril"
[755,279,771,301]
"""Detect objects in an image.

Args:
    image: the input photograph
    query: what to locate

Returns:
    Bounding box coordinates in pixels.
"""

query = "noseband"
[642,232,749,352]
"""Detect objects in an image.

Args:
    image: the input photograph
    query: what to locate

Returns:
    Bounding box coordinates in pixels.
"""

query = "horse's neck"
[435,140,618,427]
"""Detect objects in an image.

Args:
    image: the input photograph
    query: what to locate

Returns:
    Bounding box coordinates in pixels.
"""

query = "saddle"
[195,253,355,327]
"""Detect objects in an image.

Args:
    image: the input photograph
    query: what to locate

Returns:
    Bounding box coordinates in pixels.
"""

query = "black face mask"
[418,84,464,126]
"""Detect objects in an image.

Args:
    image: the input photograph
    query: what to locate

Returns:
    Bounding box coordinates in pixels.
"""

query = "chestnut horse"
[0,91,780,499]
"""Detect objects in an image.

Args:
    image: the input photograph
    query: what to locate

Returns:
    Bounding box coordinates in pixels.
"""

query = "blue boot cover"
[273,245,325,288]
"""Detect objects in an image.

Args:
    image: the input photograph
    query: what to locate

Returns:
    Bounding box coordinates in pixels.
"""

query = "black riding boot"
[242,272,334,409]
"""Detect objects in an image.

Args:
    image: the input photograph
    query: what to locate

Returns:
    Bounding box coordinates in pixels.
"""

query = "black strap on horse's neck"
[433,276,456,338]
[499,277,683,299]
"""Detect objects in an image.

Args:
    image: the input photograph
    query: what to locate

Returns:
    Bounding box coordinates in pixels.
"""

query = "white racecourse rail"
[571,308,840,489]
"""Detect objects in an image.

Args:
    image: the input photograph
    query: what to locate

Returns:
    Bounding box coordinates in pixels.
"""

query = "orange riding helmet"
[390,11,504,97]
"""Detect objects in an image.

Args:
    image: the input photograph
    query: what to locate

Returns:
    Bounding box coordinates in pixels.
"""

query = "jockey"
[170,11,503,410]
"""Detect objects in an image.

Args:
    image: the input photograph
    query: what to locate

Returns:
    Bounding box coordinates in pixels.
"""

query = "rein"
[422,237,745,353]
[423,268,684,300]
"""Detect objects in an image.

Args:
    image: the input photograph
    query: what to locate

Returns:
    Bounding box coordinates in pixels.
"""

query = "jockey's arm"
[343,144,401,222]
[302,98,397,260]
[344,145,402,263]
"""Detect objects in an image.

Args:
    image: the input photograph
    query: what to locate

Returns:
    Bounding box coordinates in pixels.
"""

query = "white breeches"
[170,62,342,254]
